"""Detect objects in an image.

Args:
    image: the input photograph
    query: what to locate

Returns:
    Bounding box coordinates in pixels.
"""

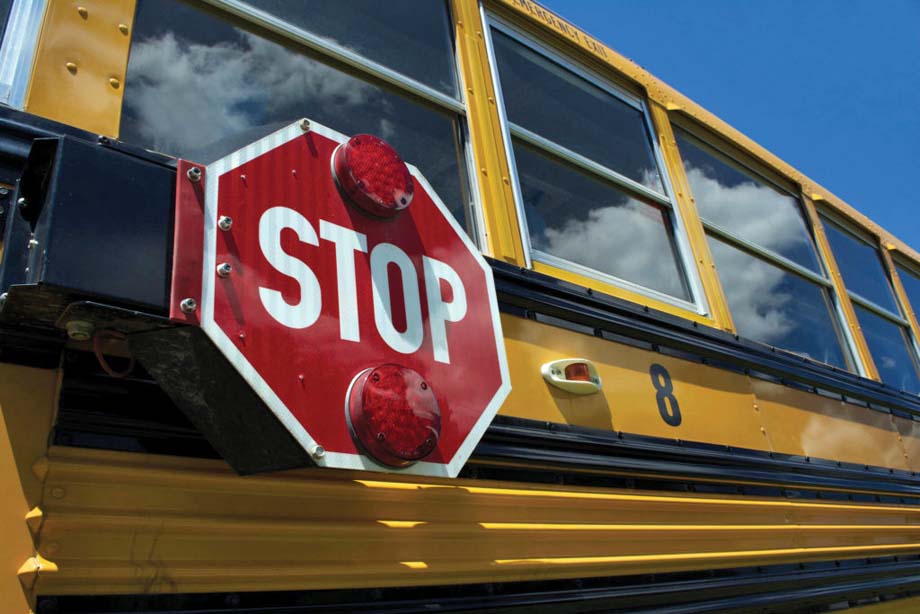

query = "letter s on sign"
[258,206,322,329]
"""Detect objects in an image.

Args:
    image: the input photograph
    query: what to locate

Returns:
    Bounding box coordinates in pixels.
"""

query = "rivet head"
[299,119,311,131]
[179,297,197,313]
[186,166,202,182]
[311,445,325,459]
[218,216,233,231]
[216,262,233,277]
[118,23,129,35]
[108,77,120,89]
[76,6,88,18]
[65,62,78,74]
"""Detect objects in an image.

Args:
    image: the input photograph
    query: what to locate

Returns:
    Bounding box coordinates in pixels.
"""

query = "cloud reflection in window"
[119,5,472,229]
[123,32,376,160]
[708,236,848,369]
[516,143,691,301]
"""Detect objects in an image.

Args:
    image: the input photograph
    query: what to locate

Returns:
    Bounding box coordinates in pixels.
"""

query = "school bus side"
[2,1,920,613]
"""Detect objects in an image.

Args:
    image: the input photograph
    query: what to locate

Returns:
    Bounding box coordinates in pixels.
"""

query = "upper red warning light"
[333,134,414,218]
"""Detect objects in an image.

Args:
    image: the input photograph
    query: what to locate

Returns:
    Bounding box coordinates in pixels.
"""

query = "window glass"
[897,264,920,317]
[491,29,663,192]
[0,0,12,46]
[514,141,691,301]
[240,0,458,97]
[121,0,472,231]
[823,221,898,313]
[854,305,920,394]
[675,130,821,273]
[708,236,849,369]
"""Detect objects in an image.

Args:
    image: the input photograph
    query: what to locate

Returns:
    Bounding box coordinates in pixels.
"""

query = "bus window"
[234,1,458,97]
[824,219,920,393]
[0,0,12,48]
[674,129,853,370]
[119,0,475,235]
[484,21,700,311]
[896,263,920,317]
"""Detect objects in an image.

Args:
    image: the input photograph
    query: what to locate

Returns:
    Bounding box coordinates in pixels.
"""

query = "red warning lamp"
[564,362,592,382]
[333,134,414,218]
[347,364,441,467]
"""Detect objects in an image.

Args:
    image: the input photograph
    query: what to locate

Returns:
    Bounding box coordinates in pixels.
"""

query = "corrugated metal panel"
[31,445,920,595]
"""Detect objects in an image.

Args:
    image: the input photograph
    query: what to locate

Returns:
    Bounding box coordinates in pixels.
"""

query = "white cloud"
[684,167,823,348]
[685,167,809,258]
[535,196,688,300]
[124,32,375,158]
[708,238,795,344]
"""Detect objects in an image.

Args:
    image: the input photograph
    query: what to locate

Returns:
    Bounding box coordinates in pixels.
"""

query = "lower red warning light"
[347,364,441,467]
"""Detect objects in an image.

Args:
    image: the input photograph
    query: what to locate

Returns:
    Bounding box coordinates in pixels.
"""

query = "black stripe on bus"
[37,555,920,613]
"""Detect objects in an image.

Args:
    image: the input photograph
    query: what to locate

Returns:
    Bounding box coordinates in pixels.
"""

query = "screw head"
[216,262,233,277]
[311,445,325,459]
[187,166,202,182]
[0,187,8,196]
[17,197,27,210]
[299,118,311,131]
[65,320,94,342]
[218,215,233,231]
[179,297,197,313]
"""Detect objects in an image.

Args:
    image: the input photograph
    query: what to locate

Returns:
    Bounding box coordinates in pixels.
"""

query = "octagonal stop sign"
[191,119,510,477]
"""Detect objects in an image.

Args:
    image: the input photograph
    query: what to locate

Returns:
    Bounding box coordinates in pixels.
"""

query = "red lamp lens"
[332,134,414,218]
[347,364,441,467]
[564,362,592,382]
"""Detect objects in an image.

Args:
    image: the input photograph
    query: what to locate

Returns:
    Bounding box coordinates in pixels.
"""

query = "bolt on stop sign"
[196,119,510,477]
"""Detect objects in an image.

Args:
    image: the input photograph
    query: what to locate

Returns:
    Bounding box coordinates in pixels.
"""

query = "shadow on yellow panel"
[892,415,920,473]
[751,380,909,471]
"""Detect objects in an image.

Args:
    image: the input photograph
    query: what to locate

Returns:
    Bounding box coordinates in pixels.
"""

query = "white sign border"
[201,119,511,478]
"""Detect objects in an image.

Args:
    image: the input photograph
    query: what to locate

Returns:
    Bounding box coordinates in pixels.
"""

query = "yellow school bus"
[3,1,920,612]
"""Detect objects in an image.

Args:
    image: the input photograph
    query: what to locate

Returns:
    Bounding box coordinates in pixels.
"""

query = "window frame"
[0,0,46,107]
[480,11,708,316]
[673,125,863,373]
[893,255,920,320]
[821,213,913,328]
[128,0,488,249]
[820,211,920,387]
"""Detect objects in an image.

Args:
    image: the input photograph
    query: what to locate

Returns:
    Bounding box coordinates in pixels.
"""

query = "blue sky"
[539,0,920,251]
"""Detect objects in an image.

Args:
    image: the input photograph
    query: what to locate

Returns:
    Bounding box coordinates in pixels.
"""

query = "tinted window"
[823,221,898,313]
[0,0,12,46]
[121,0,472,230]
[897,264,920,317]
[491,29,662,192]
[514,141,690,301]
[708,236,849,369]
[241,0,458,96]
[675,130,821,273]
[855,305,920,394]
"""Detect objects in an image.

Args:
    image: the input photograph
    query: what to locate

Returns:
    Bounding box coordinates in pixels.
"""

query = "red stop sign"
[198,120,510,477]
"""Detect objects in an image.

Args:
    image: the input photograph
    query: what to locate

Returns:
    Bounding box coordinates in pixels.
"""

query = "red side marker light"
[347,364,441,467]
[333,134,414,218]
[564,362,592,382]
